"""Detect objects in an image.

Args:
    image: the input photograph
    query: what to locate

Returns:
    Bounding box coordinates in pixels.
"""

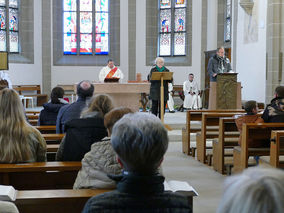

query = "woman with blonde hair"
[0,89,46,163]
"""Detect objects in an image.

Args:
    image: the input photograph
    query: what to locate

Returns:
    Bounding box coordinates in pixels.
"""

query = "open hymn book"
[164,180,198,196]
[0,185,17,201]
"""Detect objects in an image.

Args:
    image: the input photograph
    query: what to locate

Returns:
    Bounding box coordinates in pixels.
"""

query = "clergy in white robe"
[99,59,124,82]
[167,83,175,112]
[183,74,202,109]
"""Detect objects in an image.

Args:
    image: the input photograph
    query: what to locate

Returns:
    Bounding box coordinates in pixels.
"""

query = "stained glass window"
[0,0,19,53]
[159,0,187,56]
[224,0,231,42]
[63,0,109,55]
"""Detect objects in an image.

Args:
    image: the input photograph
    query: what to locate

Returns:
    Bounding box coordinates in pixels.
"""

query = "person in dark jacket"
[82,113,192,213]
[262,86,284,123]
[148,57,172,118]
[56,94,113,161]
[38,87,68,126]
[207,47,232,82]
[56,80,94,133]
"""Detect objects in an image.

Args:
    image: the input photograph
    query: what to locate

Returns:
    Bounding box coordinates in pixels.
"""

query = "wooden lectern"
[209,73,241,109]
[151,72,173,126]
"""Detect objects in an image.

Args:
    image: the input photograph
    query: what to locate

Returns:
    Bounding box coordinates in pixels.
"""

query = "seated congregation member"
[217,167,284,213]
[56,80,94,133]
[262,86,284,122]
[38,87,68,126]
[0,89,46,163]
[235,100,262,146]
[82,113,192,213]
[56,94,113,161]
[73,107,133,189]
[183,73,202,110]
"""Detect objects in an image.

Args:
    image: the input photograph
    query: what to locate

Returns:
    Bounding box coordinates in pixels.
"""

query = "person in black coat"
[38,87,68,126]
[148,57,172,118]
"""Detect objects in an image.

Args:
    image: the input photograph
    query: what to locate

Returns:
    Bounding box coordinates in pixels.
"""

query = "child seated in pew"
[0,89,46,163]
[217,167,284,213]
[73,107,133,189]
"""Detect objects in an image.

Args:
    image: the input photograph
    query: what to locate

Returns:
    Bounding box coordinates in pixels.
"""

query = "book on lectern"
[164,180,198,196]
[0,185,17,201]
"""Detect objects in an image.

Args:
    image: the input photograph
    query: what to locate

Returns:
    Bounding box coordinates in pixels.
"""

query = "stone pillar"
[200,0,208,90]
[128,0,136,81]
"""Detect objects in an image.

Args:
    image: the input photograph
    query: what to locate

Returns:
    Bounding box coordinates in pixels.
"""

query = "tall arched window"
[0,0,19,53]
[159,0,187,56]
[63,0,109,55]
[224,0,231,42]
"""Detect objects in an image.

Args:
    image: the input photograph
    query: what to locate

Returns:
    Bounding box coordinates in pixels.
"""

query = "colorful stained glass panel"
[96,12,108,34]
[0,7,5,30]
[0,30,6,51]
[80,12,92,33]
[80,0,92,11]
[80,34,92,54]
[160,9,171,33]
[95,33,108,55]
[64,12,77,33]
[174,33,185,55]
[9,31,18,52]
[175,8,186,32]
[9,0,18,8]
[175,0,187,8]
[160,0,171,9]
[96,0,108,12]
[9,8,18,31]
[0,0,5,6]
[64,33,77,54]
[159,33,171,56]
[64,0,77,11]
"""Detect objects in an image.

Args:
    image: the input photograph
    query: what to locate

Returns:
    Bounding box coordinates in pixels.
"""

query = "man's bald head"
[77,80,94,99]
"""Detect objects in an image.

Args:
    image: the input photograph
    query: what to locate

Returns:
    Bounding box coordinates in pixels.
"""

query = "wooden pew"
[29,120,38,126]
[15,189,111,213]
[212,117,239,174]
[27,115,39,120]
[13,85,48,106]
[26,111,40,115]
[196,112,242,164]
[270,130,284,168]
[47,144,60,153]
[182,109,244,156]
[0,162,81,190]
[233,123,284,173]
[35,126,56,134]
[42,134,64,144]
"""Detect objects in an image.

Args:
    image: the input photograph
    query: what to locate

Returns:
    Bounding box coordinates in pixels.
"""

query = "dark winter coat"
[262,97,284,123]
[82,171,192,213]
[149,66,171,101]
[207,54,232,82]
[38,102,67,126]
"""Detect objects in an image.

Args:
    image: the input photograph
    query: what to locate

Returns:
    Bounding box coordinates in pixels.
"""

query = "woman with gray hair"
[217,167,284,213]
[148,57,172,118]
[82,113,191,213]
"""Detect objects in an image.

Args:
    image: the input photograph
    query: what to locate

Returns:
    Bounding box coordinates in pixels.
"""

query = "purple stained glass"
[96,0,108,12]
[174,33,185,55]
[9,31,18,52]
[175,8,186,32]
[175,0,187,8]
[64,12,77,33]
[80,12,92,33]
[0,0,5,6]
[159,33,171,56]
[9,0,18,8]
[95,33,108,55]
[80,0,92,11]
[9,8,18,31]
[160,9,171,33]
[64,0,77,11]
[80,34,92,55]
[0,30,6,51]
[0,7,5,30]
[64,33,77,55]
[160,0,171,9]
[96,12,108,34]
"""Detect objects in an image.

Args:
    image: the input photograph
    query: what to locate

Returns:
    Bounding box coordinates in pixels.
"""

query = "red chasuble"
[105,67,118,78]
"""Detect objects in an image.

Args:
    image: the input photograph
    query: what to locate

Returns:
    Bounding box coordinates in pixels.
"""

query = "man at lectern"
[148,57,172,118]
[207,47,232,82]
[99,59,124,83]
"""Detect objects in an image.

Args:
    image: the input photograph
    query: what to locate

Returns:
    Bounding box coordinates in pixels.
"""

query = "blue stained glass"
[80,12,92,33]
[96,0,108,12]
[96,12,108,34]
[160,9,171,33]
[160,0,171,9]
[64,33,77,55]
[9,8,18,31]
[64,12,77,33]
[95,33,108,55]
[9,0,18,8]
[64,0,77,11]
[175,8,186,32]
[0,7,5,30]
[0,0,5,6]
